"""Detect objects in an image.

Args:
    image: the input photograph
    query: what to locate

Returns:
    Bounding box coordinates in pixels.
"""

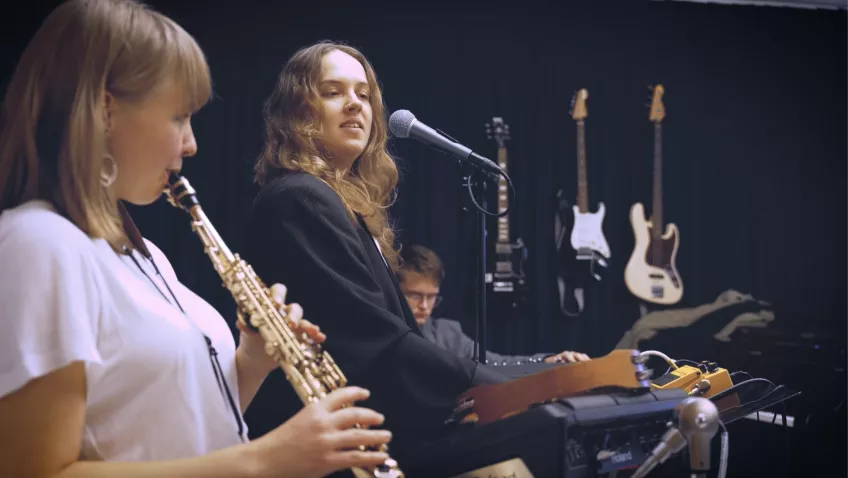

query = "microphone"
[679,396,720,477]
[388,109,503,180]
[630,397,720,478]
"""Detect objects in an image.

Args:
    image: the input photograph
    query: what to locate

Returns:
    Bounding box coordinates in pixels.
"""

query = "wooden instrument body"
[455,349,651,426]
[624,202,683,305]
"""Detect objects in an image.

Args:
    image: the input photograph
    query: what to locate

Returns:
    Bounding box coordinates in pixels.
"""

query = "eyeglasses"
[404,293,443,307]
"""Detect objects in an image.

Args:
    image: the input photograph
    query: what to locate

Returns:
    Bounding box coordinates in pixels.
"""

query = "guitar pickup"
[493,281,515,292]
[576,249,595,260]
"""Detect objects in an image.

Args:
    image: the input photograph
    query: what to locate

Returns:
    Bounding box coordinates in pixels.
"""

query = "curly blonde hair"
[254,41,399,268]
[0,0,211,251]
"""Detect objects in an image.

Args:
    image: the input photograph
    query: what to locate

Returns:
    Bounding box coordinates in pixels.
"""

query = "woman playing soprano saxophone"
[0,1,391,477]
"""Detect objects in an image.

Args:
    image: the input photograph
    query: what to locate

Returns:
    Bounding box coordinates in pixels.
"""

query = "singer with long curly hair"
[252,43,400,269]
[0,2,394,477]
[245,41,514,461]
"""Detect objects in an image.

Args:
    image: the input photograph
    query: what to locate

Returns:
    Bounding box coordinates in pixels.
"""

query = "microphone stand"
[463,168,488,364]
[419,127,504,366]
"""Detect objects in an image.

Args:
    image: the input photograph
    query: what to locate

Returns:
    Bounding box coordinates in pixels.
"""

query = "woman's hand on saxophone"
[236,283,325,375]
[246,386,393,478]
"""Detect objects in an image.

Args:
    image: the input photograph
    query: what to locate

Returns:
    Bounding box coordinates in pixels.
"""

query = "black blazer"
[243,171,511,457]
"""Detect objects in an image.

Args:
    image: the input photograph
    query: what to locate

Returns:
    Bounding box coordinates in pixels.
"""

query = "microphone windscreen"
[388,110,416,138]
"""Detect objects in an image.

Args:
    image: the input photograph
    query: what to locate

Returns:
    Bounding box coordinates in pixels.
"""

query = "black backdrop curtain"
[2,0,846,473]
[110,0,844,357]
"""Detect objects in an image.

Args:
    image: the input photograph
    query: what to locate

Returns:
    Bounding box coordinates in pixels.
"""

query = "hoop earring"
[100,154,118,187]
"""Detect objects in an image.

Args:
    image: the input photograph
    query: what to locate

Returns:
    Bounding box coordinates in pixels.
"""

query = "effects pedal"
[650,361,733,398]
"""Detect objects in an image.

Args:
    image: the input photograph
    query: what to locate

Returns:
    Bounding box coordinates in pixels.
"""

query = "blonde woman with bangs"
[0,2,394,477]
[245,41,512,461]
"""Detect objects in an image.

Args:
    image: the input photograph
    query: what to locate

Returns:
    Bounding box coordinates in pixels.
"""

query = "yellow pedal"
[650,362,733,398]
[650,365,702,392]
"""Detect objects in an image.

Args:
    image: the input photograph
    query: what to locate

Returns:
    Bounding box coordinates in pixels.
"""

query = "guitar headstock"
[485,117,511,148]
[649,84,665,123]
[570,88,588,120]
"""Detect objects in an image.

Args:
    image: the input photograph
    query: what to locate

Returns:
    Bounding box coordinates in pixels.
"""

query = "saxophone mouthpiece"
[167,170,182,186]
[163,172,179,205]
[163,172,199,212]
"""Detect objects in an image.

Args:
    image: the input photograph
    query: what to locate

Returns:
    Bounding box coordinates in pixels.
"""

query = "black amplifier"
[401,388,689,478]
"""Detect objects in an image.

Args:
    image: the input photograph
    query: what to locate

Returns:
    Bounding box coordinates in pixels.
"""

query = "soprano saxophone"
[163,172,404,478]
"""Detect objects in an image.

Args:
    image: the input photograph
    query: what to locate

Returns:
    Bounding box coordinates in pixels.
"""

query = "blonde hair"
[0,0,211,250]
[254,41,400,268]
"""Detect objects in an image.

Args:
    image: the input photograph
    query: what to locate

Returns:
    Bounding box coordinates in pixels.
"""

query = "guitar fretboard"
[497,146,510,244]
[651,123,663,240]
[576,120,589,213]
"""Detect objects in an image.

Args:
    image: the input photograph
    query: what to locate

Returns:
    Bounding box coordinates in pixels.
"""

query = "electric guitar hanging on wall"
[555,89,611,317]
[624,85,684,305]
[485,117,528,317]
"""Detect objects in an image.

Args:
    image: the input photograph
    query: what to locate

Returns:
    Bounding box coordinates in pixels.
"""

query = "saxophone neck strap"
[118,201,153,260]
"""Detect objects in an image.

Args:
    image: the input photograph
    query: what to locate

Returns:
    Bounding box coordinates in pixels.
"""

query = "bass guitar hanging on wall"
[485,117,529,318]
[624,84,684,305]
[554,88,610,317]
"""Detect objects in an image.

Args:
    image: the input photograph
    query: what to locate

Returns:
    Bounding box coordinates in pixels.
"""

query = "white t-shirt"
[0,200,247,461]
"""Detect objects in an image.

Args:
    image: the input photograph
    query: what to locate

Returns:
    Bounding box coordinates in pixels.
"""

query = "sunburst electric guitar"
[555,89,610,316]
[624,85,683,305]
[485,117,528,318]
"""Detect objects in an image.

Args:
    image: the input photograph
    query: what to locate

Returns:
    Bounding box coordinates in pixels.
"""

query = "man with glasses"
[398,244,590,365]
